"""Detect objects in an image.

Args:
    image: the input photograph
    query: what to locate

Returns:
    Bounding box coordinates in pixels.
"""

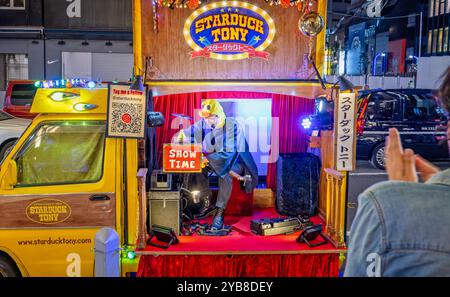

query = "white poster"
[107,84,147,139]
[335,92,357,171]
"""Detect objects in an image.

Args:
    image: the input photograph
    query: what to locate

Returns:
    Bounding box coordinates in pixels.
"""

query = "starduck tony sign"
[184,1,275,60]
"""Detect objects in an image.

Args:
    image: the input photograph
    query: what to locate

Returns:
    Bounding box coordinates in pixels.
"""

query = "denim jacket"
[344,169,450,277]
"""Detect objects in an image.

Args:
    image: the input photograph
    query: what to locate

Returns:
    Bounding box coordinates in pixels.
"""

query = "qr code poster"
[106,84,147,139]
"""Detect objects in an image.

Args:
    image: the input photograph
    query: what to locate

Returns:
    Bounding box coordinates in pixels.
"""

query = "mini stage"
[136,208,345,277]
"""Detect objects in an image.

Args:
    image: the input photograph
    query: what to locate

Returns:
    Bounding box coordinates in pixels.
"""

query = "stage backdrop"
[139,0,325,80]
[153,91,314,188]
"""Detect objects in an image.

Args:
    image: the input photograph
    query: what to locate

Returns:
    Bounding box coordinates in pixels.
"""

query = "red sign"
[163,144,202,173]
[191,43,269,60]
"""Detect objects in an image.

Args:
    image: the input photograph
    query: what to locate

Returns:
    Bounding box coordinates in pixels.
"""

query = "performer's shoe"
[211,207,225,231]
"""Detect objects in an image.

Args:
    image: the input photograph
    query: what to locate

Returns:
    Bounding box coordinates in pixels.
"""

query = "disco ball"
[298,12,324,37]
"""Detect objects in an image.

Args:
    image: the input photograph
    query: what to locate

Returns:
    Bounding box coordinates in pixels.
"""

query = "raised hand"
[385,128,418,182]
[415,155,440,182]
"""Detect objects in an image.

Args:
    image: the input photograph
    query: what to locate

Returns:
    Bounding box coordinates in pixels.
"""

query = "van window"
[404,93,446,121]
[10,84,36,106]
[15,121,105,187]
[365,93,397,121]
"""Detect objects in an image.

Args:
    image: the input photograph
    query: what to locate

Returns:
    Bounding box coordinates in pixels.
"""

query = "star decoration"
[254,36,261,42]
[228,8,232,12]
[220,8,225,12]
[199,36,206,43]
[235,8,239,12]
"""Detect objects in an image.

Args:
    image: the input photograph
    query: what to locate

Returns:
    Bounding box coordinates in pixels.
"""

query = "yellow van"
[0,86,141,276]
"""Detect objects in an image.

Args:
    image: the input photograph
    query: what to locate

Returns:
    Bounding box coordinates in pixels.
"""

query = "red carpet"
[138,208,342,254]
[136,208,344,277]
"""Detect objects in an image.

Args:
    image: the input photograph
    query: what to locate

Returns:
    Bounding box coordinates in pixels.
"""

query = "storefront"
[131,0,347,277]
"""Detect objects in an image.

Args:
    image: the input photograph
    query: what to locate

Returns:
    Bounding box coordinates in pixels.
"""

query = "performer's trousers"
[216,161,244,209]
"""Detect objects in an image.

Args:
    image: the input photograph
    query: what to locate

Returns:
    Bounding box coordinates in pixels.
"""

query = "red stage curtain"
[137,254,340,277]
[153,91,314,187]
[266,94,315,189]
[154,92,202,165]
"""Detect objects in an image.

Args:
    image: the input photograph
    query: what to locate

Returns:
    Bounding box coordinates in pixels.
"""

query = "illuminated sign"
[26,199,72,224]
[184,1,275,60]
[163,144,202,173]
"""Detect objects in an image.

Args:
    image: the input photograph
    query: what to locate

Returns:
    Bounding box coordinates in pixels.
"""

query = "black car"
[356,89,449,169]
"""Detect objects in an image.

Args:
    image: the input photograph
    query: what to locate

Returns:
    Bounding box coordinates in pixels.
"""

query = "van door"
[0,118,117,276]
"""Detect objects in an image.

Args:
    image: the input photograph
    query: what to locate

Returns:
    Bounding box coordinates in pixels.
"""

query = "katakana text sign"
[334,92,357,171]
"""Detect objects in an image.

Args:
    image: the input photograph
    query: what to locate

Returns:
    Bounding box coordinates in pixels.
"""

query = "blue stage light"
[301,118,312,130]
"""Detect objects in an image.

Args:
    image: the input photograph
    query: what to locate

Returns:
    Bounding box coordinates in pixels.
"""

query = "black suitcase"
[276,153,321,217]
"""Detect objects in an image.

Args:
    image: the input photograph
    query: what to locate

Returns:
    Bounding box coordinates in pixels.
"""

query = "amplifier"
[250,217,301,236]
[148,191,181,235]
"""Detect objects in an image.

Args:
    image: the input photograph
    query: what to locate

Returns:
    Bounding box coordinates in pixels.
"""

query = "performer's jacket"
[182,117,258,192]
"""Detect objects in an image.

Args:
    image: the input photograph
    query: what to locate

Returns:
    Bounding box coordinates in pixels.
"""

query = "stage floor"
[136,208,345,255]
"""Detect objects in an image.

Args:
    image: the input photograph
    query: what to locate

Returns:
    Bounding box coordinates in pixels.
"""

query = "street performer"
[176,99,258,233]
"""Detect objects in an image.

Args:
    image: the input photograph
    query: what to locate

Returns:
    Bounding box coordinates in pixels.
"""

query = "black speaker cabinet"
[276,153,321,217]
[148,191,181,235]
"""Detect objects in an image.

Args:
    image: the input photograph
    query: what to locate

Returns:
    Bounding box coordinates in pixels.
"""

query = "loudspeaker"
[148,191,181,235]
[276,153,321,217]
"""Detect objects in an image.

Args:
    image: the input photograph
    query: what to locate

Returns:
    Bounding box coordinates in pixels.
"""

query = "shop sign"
[184,1,275,61]
[107,84,147,139]
[163,144,202,173]
[26,199,72,224]
[334,92,357,171]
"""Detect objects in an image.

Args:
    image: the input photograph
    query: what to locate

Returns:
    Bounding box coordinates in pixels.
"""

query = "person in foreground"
[344,68,450,277]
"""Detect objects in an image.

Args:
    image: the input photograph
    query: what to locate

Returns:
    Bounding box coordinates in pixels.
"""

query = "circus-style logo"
[184,1,275,61]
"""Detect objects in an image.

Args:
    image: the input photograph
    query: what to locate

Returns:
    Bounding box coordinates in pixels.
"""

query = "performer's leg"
[216,173,233,209]
[212,173,233,230]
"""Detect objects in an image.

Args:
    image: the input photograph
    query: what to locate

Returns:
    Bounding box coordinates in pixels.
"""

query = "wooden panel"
[147,81,329,98]
[0,193,116,228]
[253,188,275,208]
[141,0,320,80]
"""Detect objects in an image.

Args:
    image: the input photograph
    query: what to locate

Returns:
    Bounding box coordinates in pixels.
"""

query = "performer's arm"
[175,120,204,144]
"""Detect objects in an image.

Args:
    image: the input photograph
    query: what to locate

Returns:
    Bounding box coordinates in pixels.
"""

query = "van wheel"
[370,143,386,170]
[0,256,20,277]
[0,139,16,162]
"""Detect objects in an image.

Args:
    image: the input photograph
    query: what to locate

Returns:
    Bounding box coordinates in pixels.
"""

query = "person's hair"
[439,66,450,112]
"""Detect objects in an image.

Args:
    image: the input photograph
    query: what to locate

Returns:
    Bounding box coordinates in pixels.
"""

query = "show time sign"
[184,1,275,61]
[163,144,202,173]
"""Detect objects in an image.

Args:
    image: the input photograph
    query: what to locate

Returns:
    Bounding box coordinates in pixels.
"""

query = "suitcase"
[276,153,321,217]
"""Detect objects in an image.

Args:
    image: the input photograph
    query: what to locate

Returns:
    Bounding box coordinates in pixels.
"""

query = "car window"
[365,93,397,121]
[404,93,446,121]
[10,84,36,106]
[15,121,105,187]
